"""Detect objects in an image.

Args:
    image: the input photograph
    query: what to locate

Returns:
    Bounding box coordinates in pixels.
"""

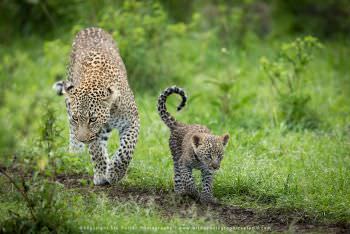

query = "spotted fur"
[157,86,230,204]
[53,27,140,185]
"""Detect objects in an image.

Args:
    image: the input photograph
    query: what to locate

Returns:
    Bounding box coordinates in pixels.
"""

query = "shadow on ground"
[55,173,349,233]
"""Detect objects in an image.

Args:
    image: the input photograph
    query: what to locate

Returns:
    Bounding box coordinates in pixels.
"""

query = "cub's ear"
[191,134,202,149]
[104,85,120,104]
[221,134,230,147]
[53,81,74,96]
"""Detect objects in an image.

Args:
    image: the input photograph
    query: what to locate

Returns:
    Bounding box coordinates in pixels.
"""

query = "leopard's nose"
[76,129,90,143]
[76,135,88,143]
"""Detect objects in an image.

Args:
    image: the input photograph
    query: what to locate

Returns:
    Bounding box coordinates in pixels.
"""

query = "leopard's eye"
[72,115,78,122]
[89,117,97,123]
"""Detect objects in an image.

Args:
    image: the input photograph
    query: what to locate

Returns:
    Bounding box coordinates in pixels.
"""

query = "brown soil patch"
[55,173,350,233]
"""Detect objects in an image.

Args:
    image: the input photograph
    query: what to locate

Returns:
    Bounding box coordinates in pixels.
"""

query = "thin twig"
[0,167,37,221]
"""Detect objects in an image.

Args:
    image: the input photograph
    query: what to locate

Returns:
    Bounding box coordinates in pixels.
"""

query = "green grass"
[0,177,232,234]
[0,31,349,232]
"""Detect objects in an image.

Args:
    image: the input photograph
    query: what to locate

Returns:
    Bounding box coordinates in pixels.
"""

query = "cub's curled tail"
[158,86,187,129]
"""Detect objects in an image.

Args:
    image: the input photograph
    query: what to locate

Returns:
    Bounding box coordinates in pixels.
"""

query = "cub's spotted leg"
[88,129,110,185]
[173,161,184,194]
[179,164,200,199]
[200,170,217,204]
[106,120,140,184]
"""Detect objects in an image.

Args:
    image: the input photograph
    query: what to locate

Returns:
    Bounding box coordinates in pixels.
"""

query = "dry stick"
[0,167,37,221]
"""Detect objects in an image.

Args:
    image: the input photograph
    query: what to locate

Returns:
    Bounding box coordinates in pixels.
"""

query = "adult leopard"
[54,27,140,185]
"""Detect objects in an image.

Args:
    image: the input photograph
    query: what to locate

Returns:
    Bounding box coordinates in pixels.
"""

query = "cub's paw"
[183,190,200,201]
[93,173,109,186]
[200,193,218,205]
[174,186,185,195]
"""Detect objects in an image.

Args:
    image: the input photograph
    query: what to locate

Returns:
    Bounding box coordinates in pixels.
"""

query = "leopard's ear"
[221,134,230,147]
[104,85,120,104]
[63,81,74,95]
[53,81,74,97]
[191,134,202,149]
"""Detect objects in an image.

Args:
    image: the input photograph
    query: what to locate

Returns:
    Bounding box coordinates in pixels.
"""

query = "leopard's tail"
[157,86,187,129]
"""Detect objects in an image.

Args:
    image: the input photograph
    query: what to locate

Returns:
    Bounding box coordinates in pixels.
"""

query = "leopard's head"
[191,133,230,171]
[60,81,119,143]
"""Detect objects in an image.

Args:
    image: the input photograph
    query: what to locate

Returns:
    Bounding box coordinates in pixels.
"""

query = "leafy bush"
[0,103,80,233]
[0,0,102,39]
[97,0,189,91]
[260,36,322,129]
[0,169,78,233]
[197,0,271,47]
[206,68,254,120]
[36,100,64,177]
[276,0,350,37]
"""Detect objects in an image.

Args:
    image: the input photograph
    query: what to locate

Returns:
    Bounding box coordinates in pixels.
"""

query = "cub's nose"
[211,162,220,170]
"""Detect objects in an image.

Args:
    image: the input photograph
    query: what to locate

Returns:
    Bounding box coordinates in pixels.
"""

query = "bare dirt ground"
[55,173,350,233]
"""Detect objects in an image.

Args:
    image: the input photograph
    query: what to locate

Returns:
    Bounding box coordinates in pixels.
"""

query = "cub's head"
[55,80,119,143]
[191,133,230,171]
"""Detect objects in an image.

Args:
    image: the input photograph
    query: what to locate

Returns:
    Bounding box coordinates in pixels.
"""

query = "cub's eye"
[89,117,97,123]
[72,115,78,121]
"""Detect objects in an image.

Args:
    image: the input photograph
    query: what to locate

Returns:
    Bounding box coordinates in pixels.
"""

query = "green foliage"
[43,40,70,80]
[36,101,63,177]
[0,0,101,40]
[276,0,350,37]
[261,36,323,129]
[197,0,271,47]
[0,56,16,156]
[0,170,78,233]
[98,0,189,91]
[0,105,84,233]
[160,0,195,22]
[35,100,90,176]
[40,101,61,156]
[206,69,253,120]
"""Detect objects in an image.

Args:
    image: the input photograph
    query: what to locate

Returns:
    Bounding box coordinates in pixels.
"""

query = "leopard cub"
[157,86,229,204]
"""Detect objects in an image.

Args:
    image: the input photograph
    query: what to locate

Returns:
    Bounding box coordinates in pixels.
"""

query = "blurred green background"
[0,0,349,233]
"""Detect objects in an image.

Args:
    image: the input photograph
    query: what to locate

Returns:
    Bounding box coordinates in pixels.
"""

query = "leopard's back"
[68,27,127,89]
[67,27,138,121]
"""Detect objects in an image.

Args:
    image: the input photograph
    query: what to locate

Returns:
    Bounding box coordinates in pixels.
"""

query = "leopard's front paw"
[105,170,119,185]
[93,173,109,186]
[200,193,218,204]
[174,186,185,195]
